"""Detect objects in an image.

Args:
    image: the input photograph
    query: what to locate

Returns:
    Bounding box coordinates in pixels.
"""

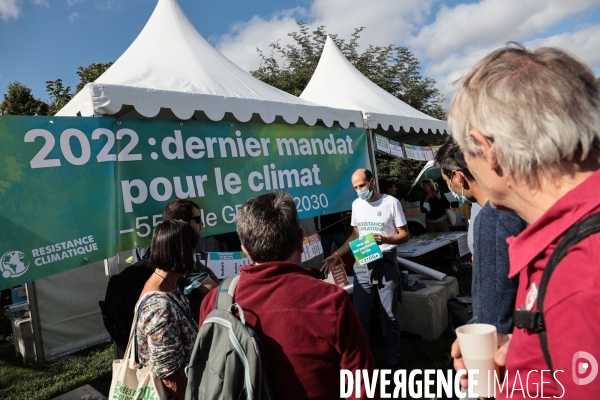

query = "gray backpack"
[185,276,274,400]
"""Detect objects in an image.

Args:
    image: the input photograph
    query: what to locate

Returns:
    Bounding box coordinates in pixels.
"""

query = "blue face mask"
[450,187,473,205]
[356,182,373,201]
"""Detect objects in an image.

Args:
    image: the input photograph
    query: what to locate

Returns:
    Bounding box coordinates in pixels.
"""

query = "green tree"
[0,81,48,116]
[251,22,446,119]
[45,79,73,115]
[76,61,115,92]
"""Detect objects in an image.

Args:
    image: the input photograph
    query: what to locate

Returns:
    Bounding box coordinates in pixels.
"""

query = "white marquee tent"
[35,0,363,362]
[300,36,449,142]
[57,0,362,128]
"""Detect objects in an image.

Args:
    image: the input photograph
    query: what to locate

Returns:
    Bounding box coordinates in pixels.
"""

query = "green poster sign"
[0,116,369,290]
[349,233,383,266]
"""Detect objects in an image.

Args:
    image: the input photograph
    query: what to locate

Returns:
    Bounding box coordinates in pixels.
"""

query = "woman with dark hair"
[136,220,199,400]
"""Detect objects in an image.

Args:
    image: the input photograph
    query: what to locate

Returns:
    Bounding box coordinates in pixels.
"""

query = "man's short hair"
[162,199,199,222]
[363,169,374,182]
[236,192,302,263]
[434,139,475,181]
[150,220,199,274]
[448,44,600,186]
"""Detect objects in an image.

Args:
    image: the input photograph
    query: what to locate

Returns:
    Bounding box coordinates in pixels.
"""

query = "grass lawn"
[0,266,471,400]
[0,342,113,400]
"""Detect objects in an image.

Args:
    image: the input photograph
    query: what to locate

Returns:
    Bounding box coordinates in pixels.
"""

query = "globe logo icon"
[1,251,30,279]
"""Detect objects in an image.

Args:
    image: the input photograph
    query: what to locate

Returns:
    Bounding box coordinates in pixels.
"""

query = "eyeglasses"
[189,215,201,224]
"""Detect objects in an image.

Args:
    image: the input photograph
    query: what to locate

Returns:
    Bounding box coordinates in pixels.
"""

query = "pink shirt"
[497,169,600,399]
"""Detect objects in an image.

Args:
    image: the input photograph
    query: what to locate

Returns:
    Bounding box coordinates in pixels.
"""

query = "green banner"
[0,116,369,290]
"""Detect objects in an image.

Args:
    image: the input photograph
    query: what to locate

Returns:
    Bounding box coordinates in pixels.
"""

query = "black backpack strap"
[513,212,600,374]
[214,275,241,310]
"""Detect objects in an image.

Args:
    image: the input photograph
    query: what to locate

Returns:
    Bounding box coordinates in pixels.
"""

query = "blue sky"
[1,0,599,104]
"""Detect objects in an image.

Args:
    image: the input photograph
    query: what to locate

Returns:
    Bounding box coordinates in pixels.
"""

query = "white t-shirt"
[351,194,407,252]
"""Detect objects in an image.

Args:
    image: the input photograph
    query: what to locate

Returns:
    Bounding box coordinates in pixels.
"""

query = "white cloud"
[32,0,49,7]
[411,0,600,98]
[68,10,80,22]
[309,0,435,46]
[67,0,84,5]
[95,0,120,11]
[0,0,22,21]
[105,0,120,10]
[216,0,438,73]
[216,10,304,72]
[0,0,52,21]
[215,0,599,99]
[526,24,600,72]
[420,23,600,99]
[411,0,598,62]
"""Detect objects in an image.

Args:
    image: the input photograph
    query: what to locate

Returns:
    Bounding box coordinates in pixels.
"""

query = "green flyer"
[349,233,383,267]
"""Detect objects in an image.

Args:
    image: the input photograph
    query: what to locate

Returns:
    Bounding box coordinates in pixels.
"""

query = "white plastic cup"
[456,323,498,398]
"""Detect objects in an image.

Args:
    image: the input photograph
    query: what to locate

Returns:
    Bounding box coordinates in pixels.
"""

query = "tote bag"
[109,291,168,400]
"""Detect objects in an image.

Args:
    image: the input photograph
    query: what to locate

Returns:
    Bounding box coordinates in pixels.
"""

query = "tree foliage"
[251,22,446,120]
[45,79,73,115]
[0,81,48,116]
[76,61,115,92]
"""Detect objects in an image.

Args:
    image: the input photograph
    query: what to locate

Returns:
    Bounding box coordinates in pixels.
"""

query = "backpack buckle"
[531,310,545,332]
[513,309,545,332]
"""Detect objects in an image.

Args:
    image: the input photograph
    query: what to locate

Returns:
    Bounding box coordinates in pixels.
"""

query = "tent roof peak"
[301,35,448,134]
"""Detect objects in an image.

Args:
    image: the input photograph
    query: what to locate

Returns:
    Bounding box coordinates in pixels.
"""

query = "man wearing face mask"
[322,168,409,370]
[435,140,524,333]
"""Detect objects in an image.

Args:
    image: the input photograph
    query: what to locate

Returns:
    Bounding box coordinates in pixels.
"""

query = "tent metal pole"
[366,128,380,192]
[25,281,45,365]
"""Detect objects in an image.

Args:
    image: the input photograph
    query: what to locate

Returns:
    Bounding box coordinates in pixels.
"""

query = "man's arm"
[197,277,218,296]
[493,219,519,333]
[373,225,410,246]
[321,226,359,274]
[196,265,220,295]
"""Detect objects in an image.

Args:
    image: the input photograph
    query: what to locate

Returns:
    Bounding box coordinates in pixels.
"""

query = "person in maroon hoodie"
[199,192,376,399]
[448,45,600,398]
